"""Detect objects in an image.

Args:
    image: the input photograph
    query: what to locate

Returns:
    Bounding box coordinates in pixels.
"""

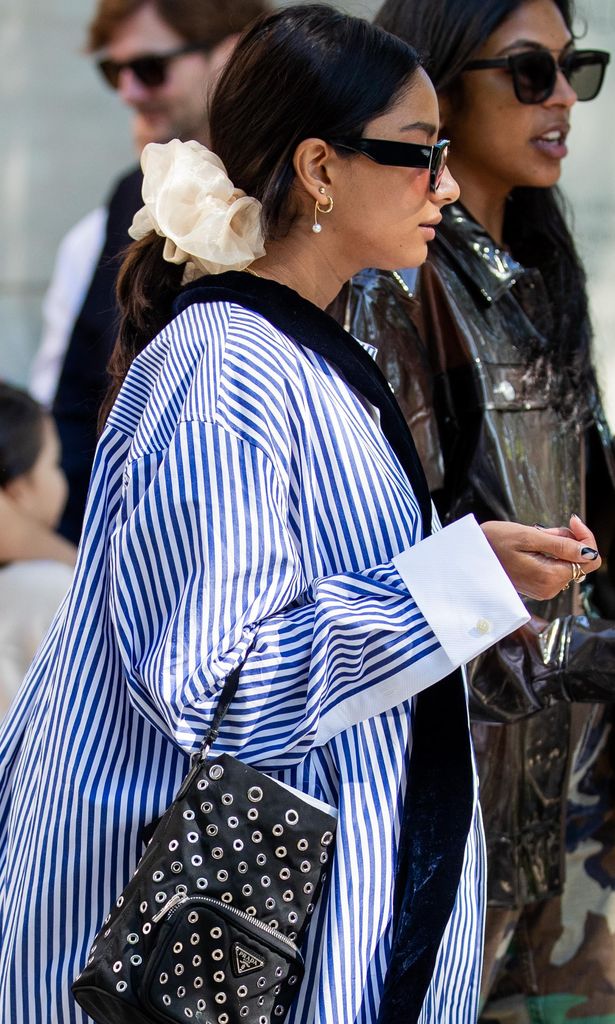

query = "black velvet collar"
[175,271,432,535]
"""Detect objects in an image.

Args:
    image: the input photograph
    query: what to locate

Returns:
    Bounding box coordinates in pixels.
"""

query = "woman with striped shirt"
[0,6,601,1023]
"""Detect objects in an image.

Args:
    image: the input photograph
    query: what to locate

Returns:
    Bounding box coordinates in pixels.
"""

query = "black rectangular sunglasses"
[463,48,610,104]
[97,43,212,89]
[331,138,450,192]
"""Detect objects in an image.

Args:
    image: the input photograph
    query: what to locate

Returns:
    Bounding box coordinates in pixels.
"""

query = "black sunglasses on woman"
[463,48,610,104]
[332,137,450,192]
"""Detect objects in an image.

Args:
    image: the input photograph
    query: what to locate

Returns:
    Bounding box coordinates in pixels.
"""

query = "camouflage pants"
[480,824,615,1023]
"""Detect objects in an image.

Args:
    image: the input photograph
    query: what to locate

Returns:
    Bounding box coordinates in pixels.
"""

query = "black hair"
[0,382,45,488]
[104,3,422,422]
[376,0,595,421]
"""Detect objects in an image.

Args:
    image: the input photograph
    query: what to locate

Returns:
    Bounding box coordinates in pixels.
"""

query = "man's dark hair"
[87,0,270,52]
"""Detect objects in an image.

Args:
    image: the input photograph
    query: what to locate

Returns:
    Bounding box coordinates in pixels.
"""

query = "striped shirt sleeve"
[109,418,524,765]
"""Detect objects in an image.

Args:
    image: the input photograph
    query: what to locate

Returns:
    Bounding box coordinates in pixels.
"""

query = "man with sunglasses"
[29,0,268,545]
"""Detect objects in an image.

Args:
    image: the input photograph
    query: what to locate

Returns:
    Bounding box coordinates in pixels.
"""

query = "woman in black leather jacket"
[345,0,615,1019]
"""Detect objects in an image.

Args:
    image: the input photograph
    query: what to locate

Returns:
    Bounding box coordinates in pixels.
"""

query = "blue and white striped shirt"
[0,297,526,1022]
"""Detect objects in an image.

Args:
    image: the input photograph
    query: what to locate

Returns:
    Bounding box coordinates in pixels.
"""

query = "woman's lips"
[532,128,569,160]
[419,225,436,240]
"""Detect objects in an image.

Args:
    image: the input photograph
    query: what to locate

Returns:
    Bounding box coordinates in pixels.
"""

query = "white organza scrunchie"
[128,139,266,283]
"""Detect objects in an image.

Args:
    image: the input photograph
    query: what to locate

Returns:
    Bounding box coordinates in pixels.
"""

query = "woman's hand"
[481,515,601,600]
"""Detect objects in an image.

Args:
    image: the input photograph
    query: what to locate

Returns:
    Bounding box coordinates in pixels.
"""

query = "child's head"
[0,383,67,530]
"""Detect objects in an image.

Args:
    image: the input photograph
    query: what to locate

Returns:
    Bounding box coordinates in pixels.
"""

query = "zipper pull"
[152,892,183,923]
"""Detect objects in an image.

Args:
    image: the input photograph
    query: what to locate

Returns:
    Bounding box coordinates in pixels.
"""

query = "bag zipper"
[152,893,300,954]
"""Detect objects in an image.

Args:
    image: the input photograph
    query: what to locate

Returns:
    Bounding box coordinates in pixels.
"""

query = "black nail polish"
[581,546,599,560]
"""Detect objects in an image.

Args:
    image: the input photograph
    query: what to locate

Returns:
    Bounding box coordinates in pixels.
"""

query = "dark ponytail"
[102,4,421,423]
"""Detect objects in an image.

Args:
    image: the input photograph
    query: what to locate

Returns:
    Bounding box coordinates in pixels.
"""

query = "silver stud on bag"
[212,949,224,961]
[265,897,276,910]
[246,906,257,916]
[321,831,334,845]
[300,860,311,873]
[195,976,204,988]
[193,955,202,967]
[175,964,184,976]
[197,878,208,889]
[192,855,203,867]
[202,802,213,814]
[275,967,284,978]
[206,824,219,837]
[256,853,267,866]
[303,882,314,894]
[261,876,271,888]
[155,892,167,903]
[140,900,149,912]
[163,994,172,1006]
[178,986,186,997]
[212,848,224,859]
[127,933,139,944]
[116,981,128,993]
[283,890,294,902]
[252,831,262,844]
[238,861,248,873]
[221,793,233,805]
[257,977,267,989]
[213,971,225,983]
[176,884,188,895]
[228,817,239,828]
[210,927,222,939]
[248,786,263,802]
[297,839,308,852]
[113,962,122,973]
[171,861,183,873]
[279,868,291,880]
[240,1008,249,1018]
[173,942,183,954]
[247,808,259,821]
[219,1014,229,1024]
[187,832,199,844]
[242,884,253,896]
[215,993,227,1004]
[275,847,287,858]
[191,933,201,945]
[217,869,229,882]
[320,852,328,864]
[285,809,299,825]
[188,911,199,924]
[197,779,208,791]
[233,839,244,852]
[183,809,196,820]
[153,870,165,881]
[169,840,179,851]
[288,911,298,924]
[209,765,224,781]
[272,825,284,837]
[160,973,169,984]
[222,892,233,903]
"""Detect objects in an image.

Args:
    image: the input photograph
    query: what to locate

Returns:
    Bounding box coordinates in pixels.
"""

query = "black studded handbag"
[72,667,337,1024]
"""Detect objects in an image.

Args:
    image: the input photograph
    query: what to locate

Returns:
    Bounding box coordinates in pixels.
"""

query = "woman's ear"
[437,89,454,136]
[292,138,333,207]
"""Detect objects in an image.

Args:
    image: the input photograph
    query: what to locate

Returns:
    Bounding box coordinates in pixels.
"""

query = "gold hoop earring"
[312,188,334,234]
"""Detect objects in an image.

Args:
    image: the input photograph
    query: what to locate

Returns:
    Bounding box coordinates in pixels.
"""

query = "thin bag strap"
[195,665,241,763]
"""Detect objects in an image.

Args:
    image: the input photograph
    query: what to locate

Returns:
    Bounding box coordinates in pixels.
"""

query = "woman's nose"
[433,166,460,205]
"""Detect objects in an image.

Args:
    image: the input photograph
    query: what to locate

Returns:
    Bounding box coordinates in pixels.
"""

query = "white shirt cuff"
[393,514,529,667]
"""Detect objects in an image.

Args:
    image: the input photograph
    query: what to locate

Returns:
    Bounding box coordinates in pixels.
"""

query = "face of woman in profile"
[442,0,577,196]
[328,67,460,271]
[4,417,68,531]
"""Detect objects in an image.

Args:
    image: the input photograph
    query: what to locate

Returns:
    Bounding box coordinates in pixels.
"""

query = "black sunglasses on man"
[97,43,212,89]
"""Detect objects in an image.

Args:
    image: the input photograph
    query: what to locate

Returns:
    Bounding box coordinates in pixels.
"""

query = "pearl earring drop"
[312,187,334,234]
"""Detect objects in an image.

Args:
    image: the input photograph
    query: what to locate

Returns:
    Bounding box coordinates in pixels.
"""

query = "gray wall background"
[1,0,614,420]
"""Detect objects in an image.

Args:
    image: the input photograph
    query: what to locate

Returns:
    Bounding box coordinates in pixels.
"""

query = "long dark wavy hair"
[376,0,596,420]
[101,4,422,423]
